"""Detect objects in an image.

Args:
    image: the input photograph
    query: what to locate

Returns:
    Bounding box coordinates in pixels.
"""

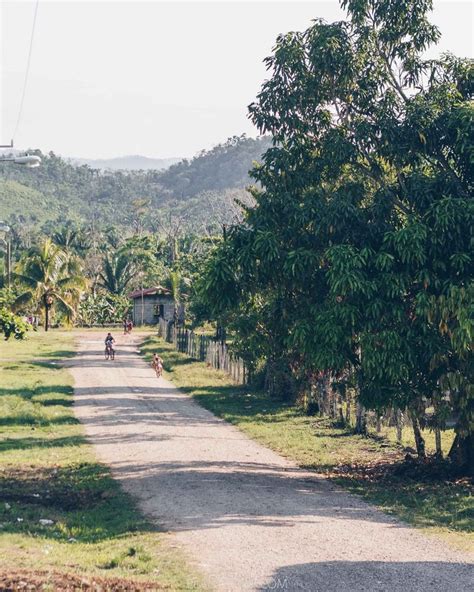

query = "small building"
[129,286,184,326]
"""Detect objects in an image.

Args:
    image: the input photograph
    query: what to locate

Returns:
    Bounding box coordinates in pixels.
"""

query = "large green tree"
[199,0,473,471]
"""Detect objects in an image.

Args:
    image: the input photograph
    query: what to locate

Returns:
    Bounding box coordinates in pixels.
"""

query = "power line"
[12,0,40,143]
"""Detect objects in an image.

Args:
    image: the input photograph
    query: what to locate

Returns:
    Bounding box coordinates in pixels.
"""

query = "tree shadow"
[74,393,223,432]
[73,372,473,537]
[0,462,156,543]
[36,349,76,359]
[105,457,410,534]
[70,337,472,547]
[0,415,80,427]
[62,351,158,369]
[74,386,181,396]
[29,361,67,370]
[178,383,297,424]
[0,434,84,453]
[0,381,76,426]
[36,397,73,407]
[259,561,474,592]
[0,385,73,399]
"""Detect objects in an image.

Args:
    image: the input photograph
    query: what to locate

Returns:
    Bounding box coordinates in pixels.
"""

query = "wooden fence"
[157,319,248,384]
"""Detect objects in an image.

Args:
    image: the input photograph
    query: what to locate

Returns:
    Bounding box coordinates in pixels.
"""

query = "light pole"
[0,154,41,167]
[1,140,41,167]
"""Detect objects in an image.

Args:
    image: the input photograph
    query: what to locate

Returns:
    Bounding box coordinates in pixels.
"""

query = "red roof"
[129,286,171,299]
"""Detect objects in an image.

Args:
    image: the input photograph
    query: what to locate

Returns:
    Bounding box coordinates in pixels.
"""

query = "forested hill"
[0,135,271,233]
[156,135,272,199]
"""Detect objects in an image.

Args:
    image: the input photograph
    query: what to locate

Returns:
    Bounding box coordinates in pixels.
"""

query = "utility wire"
[12,0,40,143]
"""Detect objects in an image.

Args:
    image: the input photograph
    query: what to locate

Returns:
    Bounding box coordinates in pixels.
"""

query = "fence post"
[158,324,246,385]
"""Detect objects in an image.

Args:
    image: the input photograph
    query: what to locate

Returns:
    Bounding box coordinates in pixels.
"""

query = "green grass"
[141,336,473,553]
[0,330,206,590]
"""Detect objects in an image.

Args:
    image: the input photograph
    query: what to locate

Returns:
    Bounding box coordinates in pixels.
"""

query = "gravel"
[70,333,473,592]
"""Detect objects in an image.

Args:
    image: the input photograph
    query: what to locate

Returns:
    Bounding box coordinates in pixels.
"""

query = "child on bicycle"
[104,333,115,359]
[151,353,163,378]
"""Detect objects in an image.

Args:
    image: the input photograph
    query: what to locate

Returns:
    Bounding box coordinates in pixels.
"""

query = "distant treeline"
[0,135,271,236]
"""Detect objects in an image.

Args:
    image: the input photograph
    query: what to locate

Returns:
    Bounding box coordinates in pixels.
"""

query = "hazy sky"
[1,0,473,159]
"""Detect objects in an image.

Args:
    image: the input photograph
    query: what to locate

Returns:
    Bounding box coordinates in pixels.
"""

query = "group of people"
[104,332,163,378]
[24,315,39,328]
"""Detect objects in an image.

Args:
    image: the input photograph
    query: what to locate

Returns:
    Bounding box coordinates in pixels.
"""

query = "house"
[128,286,184,326]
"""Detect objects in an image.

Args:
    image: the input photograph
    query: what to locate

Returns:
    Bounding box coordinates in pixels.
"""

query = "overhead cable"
[12,0,40,142]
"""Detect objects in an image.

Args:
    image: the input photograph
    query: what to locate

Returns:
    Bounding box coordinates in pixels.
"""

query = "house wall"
[132,295,183,326]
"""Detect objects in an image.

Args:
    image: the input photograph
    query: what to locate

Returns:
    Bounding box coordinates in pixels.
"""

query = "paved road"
[70,333,473,592]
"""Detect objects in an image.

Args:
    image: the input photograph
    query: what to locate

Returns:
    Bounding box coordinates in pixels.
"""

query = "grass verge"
[0,330,206,591]
[141,336,473,553]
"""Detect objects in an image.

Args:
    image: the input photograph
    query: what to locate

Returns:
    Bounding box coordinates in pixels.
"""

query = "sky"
[1,0,473,159]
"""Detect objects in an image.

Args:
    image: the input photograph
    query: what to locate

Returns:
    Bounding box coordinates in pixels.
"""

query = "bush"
[0,308,29,340]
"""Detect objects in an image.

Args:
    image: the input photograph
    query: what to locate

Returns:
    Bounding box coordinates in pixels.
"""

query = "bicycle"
[105,343,115,360]
[155,361,163,378]
[151,355,163,378]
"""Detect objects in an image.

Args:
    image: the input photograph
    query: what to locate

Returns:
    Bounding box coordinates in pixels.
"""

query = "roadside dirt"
[0,570,164,591]
[69,332,473,592]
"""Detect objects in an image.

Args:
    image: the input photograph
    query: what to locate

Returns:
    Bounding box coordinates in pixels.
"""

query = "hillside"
[156,135,272,199]
[0,179,62,223]
[68,155,182,171]
[0,135,270,233]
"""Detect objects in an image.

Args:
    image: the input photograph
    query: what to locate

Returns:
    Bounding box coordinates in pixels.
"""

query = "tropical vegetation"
[1,0,472,480]
[14,239,86,331]
[196,0,473,473]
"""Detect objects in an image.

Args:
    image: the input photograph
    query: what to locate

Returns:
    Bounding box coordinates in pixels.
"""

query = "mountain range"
[68,155,182,171]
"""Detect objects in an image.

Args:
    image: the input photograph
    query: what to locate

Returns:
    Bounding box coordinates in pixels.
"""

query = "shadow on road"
[259,561,473,592]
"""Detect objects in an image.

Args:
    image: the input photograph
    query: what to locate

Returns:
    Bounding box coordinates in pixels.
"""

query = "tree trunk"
[448,433,474,476]
[355,400,367,434]
[317,373,330,416]
[435,428,442,458]
[44,303,49,332]
[376,415,382,434]
[345,395,351,426]
[396,409,403,444]
[306,380,318,415]
[411,415,426,458]
[332,387,338,420]
[337,391,345,425]
[317,386,324,417]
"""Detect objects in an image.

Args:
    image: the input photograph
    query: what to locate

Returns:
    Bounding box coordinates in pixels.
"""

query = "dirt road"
[70,333,473,591]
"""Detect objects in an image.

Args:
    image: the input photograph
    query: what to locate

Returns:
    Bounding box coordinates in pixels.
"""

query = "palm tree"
[15,239,86,331]
[53,223,92,257]
[98,251,136,295]
[168,270,181,323]
[164,269,190,325]
[52,225,79,251]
